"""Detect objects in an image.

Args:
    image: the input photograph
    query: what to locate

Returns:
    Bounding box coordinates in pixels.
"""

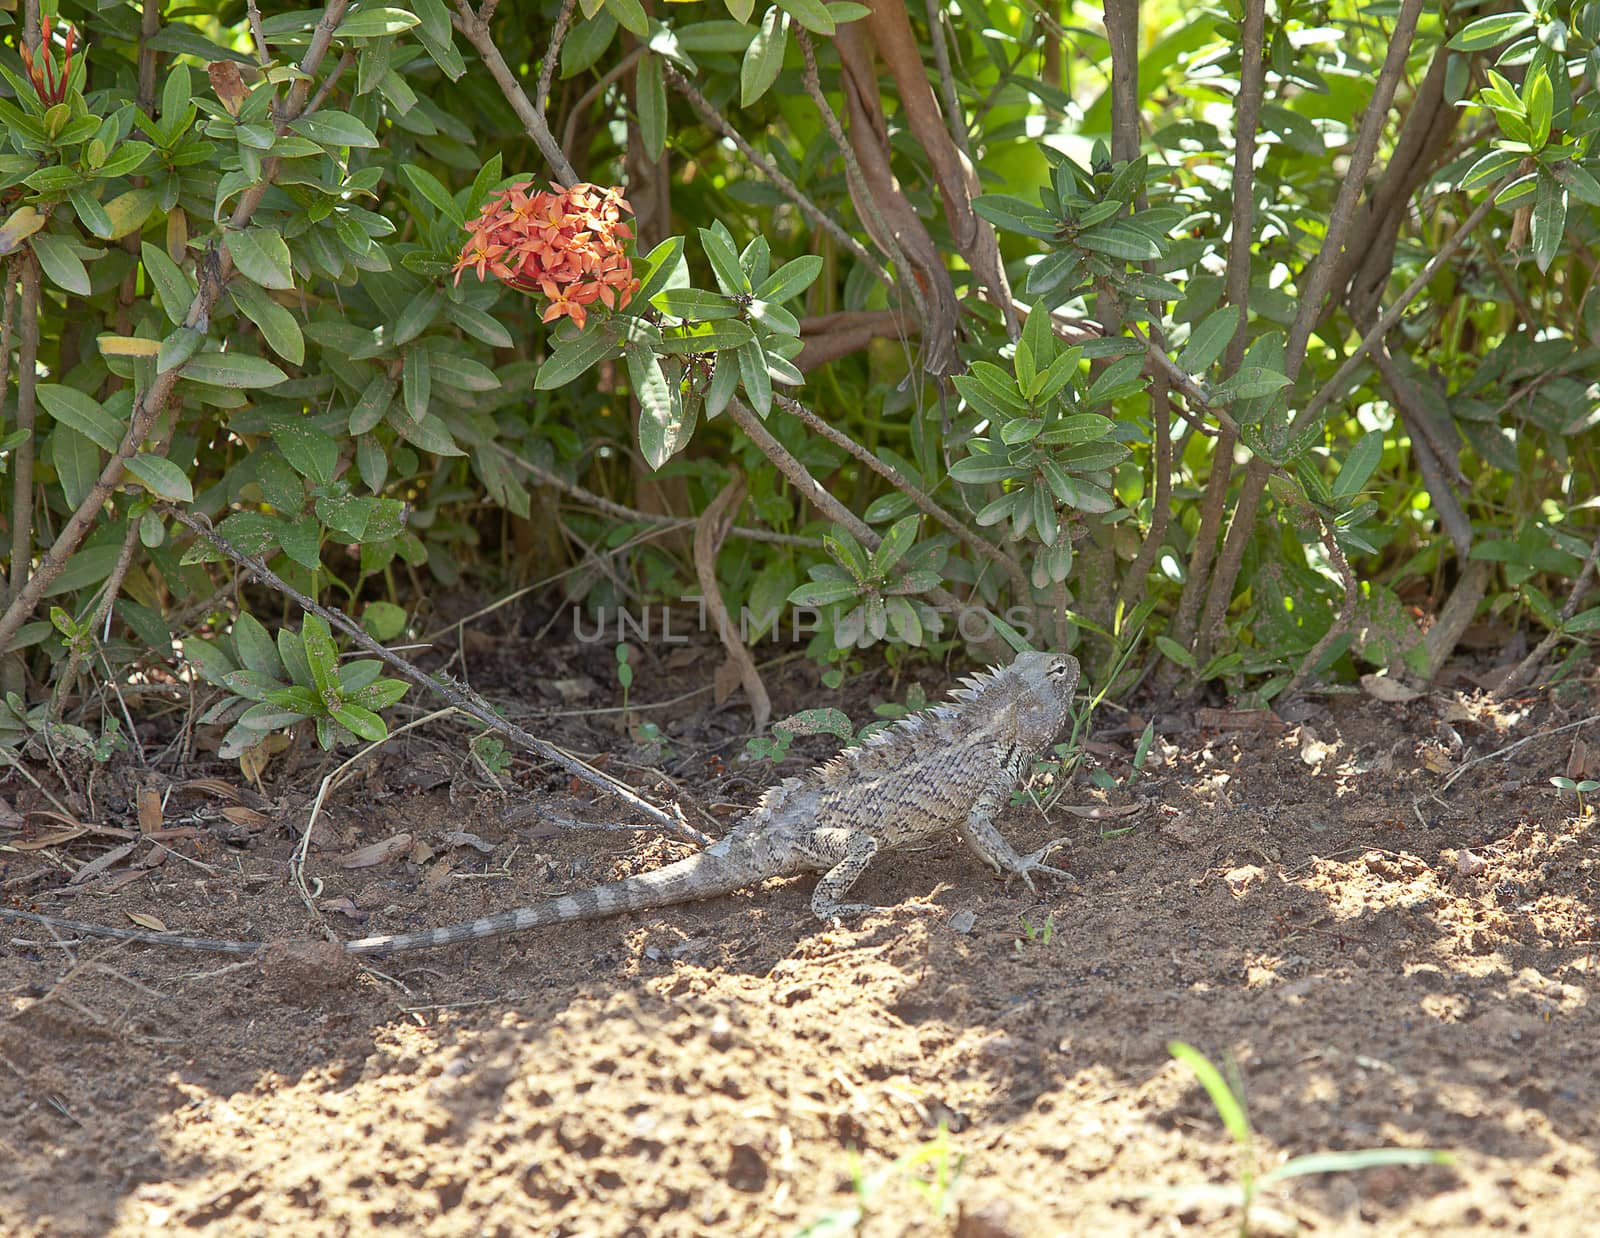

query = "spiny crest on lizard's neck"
[804,657,1034,787]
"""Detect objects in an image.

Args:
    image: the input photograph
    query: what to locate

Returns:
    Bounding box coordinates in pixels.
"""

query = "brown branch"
[536,0,577,121]
[488,441,821,547]
[1164,0,1264,667]
[660,62,892,289]
[797,309,915,370]
[724,397,983,630]
[694,474,771,730]
[0,1,354,657]
[451,0,578,186]
[561,45,645,164]
[1279,516,1361,699]
[773,392,1032,600]
[1118,376,1174,612]
[1285,0,1424,378]
[794,29,922,321]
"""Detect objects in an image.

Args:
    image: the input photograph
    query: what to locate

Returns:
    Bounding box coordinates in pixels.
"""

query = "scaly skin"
[0,650,1080,957]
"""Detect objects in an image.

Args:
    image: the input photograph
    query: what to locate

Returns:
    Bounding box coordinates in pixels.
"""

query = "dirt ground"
[2,633,1596,1237]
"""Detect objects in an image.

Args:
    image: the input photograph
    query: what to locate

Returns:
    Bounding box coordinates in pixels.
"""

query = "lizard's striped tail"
[344,841,780,957]
[0,838,787,959]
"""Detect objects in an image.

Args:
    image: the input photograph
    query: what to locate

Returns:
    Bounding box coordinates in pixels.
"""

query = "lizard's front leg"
[957,809,1072,895]
[806,828,881,919]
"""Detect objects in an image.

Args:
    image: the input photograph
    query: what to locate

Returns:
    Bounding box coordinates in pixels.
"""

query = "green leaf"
[402,347,432,419]
[181,351,288,388]
[1525,67,1552,150]
[658,320,755,353]
[141,242,195,324]
[1447,12,1534,51]
[1084,354,1147,405]
[401,163,464,226]
[754,254,823,304]
[777,0,834,35]
[362,601,407,641]
[536,319,626,389]
[633,235,687,304]
[605,0,650,37]
[444,302,514,347]
[230,278,305,364]
[700,226,751,296]
[335,6,421,37]
[653,287,742,320]
[1177,307,1239,374]
[736,338,772,414]
[394,287,443,346]
[789,579,860,607]
[1332,429,1384,499]
[36,385,124,453]
[231,611,283,677]
[1564,604,1600,634]
[68,187,114,240]
[1075,222,1161,261]
[1530,170,1566,274]
[299,615,340,697]
[948,453,1020,484]
[157,326,204,374]
[1212,366,1292,402]
[741,6,787,108]
[270,418,339,485]
[290,110,380,149]
[225,226,295,290]
[1155,636,1197,671]
[31,233,91,295]
[393,410,466,456]
[971,194,1057,238]
[101,187,161,240]
[872,515,918,575]
[1458,148,1522,193]
[124,454,194,502]
[637,54,667,162]
[628,344,689,469]
[1037,412,1113,445]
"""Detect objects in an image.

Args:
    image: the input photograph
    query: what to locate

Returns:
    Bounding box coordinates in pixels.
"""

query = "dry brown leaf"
[96,870,149,894]
[9,827,88,851]
[221,805,272,828]
[1360,673,1424,703]
[1055,803,1142,820]
[1195,708,1282,733]
[70,841,137,885]
[334,833,414,869]
[0,796,23,830]
[1421,747,1454,774]
[138,786,163,834]
[126,912,168,932]
[444,830,496,853]
[181,778,246,802]
[1567,739,1587,783]
[317,895,369,922]
[713,656,743,707]
[206,61,249,117]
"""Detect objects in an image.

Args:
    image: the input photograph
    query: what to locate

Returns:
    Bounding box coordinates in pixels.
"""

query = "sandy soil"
[2,640,1596,1236]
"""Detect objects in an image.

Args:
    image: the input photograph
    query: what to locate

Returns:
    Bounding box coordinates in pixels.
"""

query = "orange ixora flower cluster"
[451,181,638,331]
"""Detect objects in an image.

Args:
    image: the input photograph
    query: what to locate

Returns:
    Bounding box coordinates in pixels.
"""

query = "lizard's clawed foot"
[1006,839,1073,894]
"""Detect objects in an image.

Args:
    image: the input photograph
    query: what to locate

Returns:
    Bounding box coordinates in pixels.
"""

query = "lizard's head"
[1007,650,1080,743]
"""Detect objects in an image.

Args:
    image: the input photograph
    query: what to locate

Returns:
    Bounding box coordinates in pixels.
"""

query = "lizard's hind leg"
[807,829,882,920]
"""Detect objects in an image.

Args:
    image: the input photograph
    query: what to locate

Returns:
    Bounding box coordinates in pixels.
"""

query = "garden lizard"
[0,650,1080,958]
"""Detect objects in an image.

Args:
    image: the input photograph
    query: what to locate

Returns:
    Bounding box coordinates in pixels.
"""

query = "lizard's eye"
[1047,659,1070,678]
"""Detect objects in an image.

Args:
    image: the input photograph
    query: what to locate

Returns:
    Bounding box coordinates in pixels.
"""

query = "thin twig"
[561,46,645,163]
[489,441,822,547]
[772,392,1031,599]
[1294,175,1512,435]
[157,505,700,841]
[451,0,578,185]
[661,61,892,289]
[1501,523,1600,693]
[1280,517,1361,699]
[794,28,924,323]
[536,0,577,121]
